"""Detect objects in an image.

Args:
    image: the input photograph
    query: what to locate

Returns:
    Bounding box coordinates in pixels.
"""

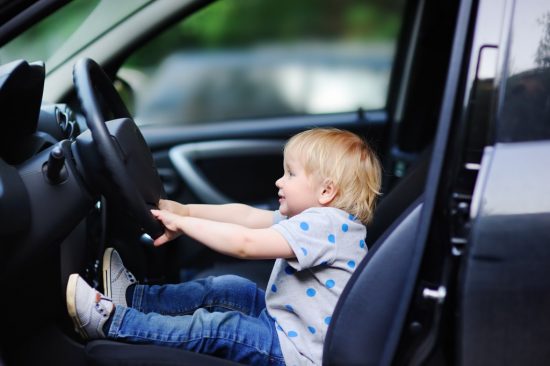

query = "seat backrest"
[323,198,423,366]
[366,148,431,248]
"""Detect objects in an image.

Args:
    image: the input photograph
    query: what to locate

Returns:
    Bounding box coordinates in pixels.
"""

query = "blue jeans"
[106,275,285,366]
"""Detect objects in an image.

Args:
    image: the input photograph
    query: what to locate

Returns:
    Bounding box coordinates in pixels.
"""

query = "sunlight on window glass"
[122,0,405,125]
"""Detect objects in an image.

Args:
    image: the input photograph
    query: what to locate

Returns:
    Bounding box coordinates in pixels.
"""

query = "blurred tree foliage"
[126,0,405,68]
[536,11,550,68]
[0,0,405,73]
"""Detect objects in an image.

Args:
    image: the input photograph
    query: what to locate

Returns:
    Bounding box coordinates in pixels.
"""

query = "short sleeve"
[272,209,339,270]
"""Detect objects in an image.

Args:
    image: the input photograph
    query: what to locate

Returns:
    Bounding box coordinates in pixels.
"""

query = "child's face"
[275,152,323,218]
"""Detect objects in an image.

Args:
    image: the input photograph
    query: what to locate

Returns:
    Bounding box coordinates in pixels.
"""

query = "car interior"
[0,0,455,364]
[2,0,549,365]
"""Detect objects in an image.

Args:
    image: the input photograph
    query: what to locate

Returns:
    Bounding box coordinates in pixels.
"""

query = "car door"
[383,0,550,364]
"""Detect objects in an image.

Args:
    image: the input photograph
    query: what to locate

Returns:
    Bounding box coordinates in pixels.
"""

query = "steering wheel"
[73,58,164,240]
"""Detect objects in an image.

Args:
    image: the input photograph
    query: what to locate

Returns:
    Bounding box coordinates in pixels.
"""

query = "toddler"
[66,128,381,365]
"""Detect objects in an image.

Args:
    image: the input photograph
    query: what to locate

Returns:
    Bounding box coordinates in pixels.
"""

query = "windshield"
[0,0,152,74]
[0,1,99,67]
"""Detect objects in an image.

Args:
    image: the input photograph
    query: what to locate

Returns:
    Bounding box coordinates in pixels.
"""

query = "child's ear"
[319,179,337,205]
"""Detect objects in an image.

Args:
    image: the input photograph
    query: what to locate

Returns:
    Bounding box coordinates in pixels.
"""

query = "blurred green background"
[0,0,404,68]
[0,0,406,124]
[127,0,405,68]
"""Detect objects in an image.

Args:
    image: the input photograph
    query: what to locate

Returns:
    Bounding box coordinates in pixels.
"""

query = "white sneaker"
[102,248,137,307]
[66,274,113,339]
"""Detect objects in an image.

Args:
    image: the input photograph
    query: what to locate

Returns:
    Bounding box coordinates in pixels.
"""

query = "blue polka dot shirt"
[266,207,367,365]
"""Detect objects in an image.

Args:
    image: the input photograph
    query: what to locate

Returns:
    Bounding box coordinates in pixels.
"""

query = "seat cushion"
[86,340,241,366]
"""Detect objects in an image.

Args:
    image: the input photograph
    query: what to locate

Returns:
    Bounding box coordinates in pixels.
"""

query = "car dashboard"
[0,59,94,283]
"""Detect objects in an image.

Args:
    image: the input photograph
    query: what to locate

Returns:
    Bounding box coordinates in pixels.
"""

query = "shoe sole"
[66,274,89,340]
[102,248,114,299]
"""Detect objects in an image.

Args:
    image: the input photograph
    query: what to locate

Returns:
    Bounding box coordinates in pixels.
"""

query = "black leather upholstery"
[86,341,240,366]
[323,199,423,366]
[366,148,431,248]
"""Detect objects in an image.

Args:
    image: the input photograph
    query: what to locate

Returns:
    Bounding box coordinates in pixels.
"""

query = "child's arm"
[159,199,274,228]
[151,209,294,260]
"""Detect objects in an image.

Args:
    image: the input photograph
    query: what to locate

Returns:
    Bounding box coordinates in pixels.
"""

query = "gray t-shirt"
[266,207,368,365]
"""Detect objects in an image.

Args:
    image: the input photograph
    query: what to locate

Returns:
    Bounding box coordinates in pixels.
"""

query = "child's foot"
[66,274,113,340]
[102,247,137,307]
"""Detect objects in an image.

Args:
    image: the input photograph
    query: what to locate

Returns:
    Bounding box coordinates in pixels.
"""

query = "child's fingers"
[154,233,169,246]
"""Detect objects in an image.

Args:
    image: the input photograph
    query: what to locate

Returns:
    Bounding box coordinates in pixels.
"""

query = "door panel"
[169,139,285,207]
[143,112,388,207]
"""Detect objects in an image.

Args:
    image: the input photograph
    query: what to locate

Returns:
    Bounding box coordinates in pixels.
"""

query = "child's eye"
[288,171,295,177]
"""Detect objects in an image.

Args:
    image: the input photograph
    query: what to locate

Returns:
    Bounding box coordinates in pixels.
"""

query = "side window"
[121,0,406,126]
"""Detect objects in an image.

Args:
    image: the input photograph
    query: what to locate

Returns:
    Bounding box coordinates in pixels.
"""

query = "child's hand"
[158,199,189,216]
[151,209,183,246]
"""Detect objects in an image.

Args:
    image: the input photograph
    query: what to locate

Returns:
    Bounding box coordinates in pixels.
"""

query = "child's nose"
[275,176,283,188]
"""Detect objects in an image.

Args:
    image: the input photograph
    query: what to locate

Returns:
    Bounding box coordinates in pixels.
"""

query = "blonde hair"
[284,128,382,224]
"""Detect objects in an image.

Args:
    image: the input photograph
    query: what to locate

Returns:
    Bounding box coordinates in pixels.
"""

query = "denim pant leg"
[131,275,266,316]
[108,276,284,365]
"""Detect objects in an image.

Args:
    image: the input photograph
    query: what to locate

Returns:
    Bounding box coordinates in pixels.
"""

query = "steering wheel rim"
[73,58,164,240]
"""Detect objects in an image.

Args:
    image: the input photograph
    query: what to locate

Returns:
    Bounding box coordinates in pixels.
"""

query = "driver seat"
[84,199,423,366]
[84,151,430,365]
